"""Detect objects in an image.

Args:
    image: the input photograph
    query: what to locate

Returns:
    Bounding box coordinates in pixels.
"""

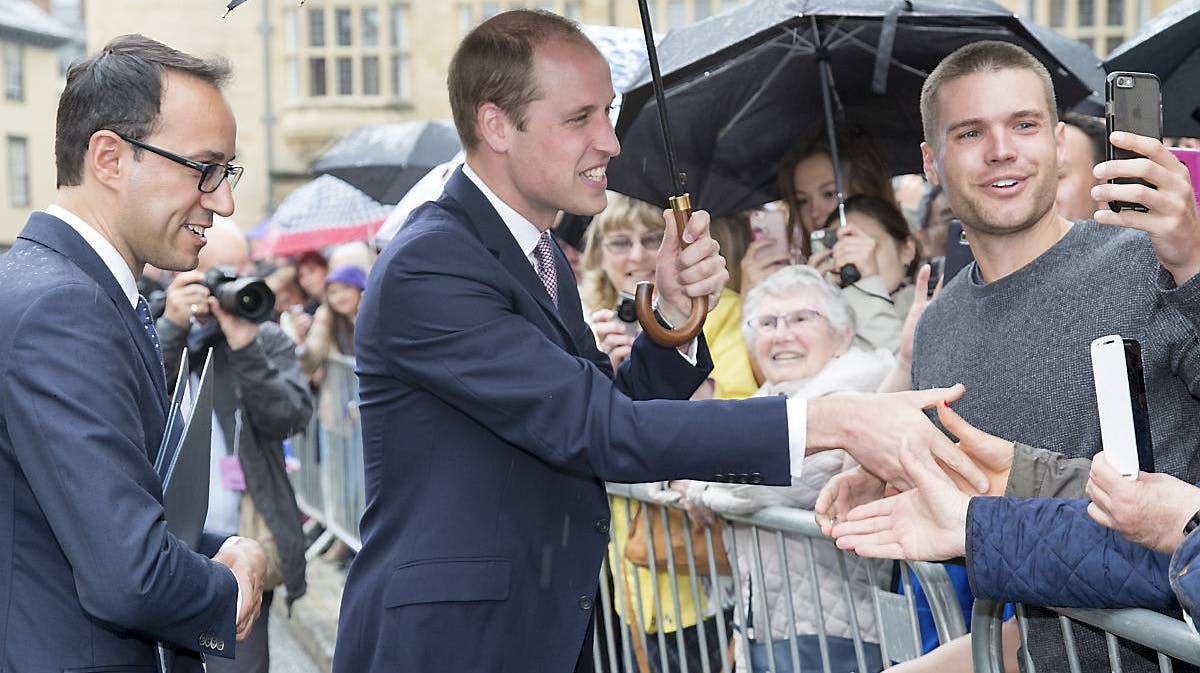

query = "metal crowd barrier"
[971,599,1200,673]
[288,354,365,555]
[600,483,968,673]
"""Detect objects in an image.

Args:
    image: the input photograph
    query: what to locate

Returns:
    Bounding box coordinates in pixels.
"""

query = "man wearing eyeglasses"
[0,35,264,673]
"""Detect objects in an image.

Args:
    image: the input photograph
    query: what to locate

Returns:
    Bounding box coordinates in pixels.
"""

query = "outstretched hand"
[807,384,989,493]
[830,441,972,561]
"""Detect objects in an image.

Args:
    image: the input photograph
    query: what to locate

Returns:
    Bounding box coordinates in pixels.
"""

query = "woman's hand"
[740,239,792,294]
[590,308,635,370]
[830,224,879,279]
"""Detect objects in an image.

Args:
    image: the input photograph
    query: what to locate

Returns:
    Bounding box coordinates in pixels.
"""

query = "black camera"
[615,291,640,336]
[204,266,275,323]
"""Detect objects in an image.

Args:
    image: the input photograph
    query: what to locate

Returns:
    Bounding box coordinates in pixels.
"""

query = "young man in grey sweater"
[831,41,1200,672]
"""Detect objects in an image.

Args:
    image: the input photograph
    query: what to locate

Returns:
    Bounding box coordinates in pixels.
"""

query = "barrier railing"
[601,483,968,673]
[289,361,1197,673]
[971,599,1200,673]
[288,354,364,555]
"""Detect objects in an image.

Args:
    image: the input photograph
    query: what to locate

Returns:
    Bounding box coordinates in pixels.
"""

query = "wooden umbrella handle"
[634,194,708,348]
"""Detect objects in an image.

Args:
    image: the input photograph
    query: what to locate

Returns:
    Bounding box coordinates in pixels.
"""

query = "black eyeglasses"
[111,131,243,193]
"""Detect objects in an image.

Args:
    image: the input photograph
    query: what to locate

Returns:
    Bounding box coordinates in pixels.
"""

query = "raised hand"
[1092,131,1200,285]
[830,442,972,561]
[654,209,727,327]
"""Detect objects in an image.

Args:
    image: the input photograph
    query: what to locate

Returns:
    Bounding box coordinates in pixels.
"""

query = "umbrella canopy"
[1105,0,1200,138]
[313,120,461,205]
[1019,18,1105,115]
[608,0,1094,217]
[255,174,393,258]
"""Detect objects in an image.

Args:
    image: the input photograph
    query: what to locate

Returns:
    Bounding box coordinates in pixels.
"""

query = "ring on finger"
[190,303,199,314]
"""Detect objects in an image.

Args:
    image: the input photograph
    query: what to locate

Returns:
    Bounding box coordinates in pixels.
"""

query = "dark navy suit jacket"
[333,169,791,672]
[0,213,238,672]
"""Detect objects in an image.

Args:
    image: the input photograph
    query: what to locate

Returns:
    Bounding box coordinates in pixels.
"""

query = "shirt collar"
[462,163,544,266]
[45,204,140,309]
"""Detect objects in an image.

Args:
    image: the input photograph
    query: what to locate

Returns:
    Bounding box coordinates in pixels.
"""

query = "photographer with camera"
[157,219,313,673]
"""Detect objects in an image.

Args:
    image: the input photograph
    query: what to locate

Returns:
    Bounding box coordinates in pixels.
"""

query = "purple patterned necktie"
[533,231,559,306]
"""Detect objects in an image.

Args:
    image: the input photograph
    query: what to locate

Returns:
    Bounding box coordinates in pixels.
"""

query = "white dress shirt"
[43,204,244,619]
[458,166,809,478]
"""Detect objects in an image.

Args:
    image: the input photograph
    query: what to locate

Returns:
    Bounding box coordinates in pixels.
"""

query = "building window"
[722,0,740,11]
[1107,0,1124,25]
[1078,0,1095,27]
[362,7,380,47]
[7,136,29,208]
[336,56,353,95]
[1049,0,1066,26]
[481,3,501,20]
[362,56,380,95]
[308,7,326,47]
[286,3,410,102]
[335,7,353,46]
[4,43,23,101]
[309,57,327,96]
[695,0,713,20]
[563,0,581,20]
[284,9,298,50]
[286,57,300,100]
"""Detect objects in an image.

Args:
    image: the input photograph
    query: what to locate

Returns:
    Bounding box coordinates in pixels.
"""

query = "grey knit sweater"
[912,220,1200,673]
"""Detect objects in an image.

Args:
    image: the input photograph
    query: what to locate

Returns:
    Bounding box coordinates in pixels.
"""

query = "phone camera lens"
[1116,76,1134,88]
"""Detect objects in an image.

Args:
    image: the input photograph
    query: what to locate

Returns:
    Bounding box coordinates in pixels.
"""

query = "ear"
[85,130,126,189]
[838,328,855,356]
[476,102,512,154]
[920,142,941,187]
[900,236,918,269]
[1053,120,1067,175]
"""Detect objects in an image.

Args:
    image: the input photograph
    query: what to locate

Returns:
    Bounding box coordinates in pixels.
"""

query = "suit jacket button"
[595,518,610,534]
[750,472,763,484]
[578,595,594,611]
[713,473,725,482]
[217,639,225,652]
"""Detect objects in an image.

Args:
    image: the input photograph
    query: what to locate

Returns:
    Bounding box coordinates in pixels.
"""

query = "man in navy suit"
[333,10,981,672]
[0,35,266,672]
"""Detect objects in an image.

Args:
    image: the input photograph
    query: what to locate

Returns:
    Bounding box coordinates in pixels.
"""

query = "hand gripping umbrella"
[633,0,708,347]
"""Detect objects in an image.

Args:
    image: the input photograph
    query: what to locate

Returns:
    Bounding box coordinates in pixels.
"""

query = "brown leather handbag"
[623,502,732,575]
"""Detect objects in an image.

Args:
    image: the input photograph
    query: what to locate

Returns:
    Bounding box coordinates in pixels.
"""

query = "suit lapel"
[442,170,577,350]
[17,212,170,411]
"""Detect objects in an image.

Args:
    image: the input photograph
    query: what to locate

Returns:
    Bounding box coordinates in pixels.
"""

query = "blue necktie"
[136,295,165,368]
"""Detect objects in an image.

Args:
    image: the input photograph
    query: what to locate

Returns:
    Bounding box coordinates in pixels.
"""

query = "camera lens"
[1117,76,1134,88]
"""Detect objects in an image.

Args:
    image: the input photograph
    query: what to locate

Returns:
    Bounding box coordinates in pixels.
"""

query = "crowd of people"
[4,7,1200,673]
[564,37,1200,673]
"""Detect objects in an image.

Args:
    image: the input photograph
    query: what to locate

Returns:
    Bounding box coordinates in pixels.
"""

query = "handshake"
[816,401,1200,561]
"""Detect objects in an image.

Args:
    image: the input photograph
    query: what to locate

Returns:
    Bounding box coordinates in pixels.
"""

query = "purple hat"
[325,265,367,291]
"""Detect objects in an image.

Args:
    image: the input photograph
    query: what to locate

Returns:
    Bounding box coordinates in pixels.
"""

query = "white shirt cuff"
[676,338,698,366]
[785,397,807,478]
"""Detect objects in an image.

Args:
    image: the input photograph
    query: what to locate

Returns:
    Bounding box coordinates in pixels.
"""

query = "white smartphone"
[1090,335,1154,478]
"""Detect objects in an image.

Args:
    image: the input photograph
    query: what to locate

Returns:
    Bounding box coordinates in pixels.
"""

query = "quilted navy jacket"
[1172,530,1200,619]
[965,496,1177,609]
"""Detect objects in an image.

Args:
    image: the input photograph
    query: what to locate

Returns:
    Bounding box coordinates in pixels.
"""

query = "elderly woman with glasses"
[685,264,897,673]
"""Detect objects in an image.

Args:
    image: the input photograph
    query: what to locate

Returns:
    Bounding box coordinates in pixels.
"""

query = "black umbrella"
[1105,0,1200,138]
[609,0,1094,219]
[312,121,461,205]
[1020,18,1105,116]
